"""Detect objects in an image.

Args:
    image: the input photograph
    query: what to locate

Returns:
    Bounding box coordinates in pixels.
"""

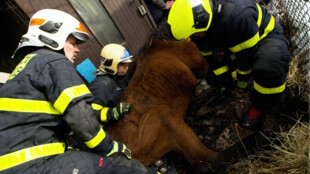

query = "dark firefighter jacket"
[192,0,289,95]
[89,71,128,108]
[0,49,114,172]
[88,71,128,123]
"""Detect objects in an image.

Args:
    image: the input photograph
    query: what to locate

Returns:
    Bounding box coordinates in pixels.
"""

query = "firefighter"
[167,0,290,128]
[89,44,133,124]
[0,9,157,174]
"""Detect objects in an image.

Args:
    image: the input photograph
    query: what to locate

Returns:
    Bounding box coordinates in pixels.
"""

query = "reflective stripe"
[54,84,91,114]
[237,68,252,75]
[30,18,46,26]
[259,15,275,40]
[230,54,236,60]
[92,103,103,110]
[253,81,286,94]
[231,70,237,80]
[100,107,109,123]
[213,65,229,75]
[84,127,106,148]
[229,33,260,53]
[106,141,119,156]
[256,4,262,28]
[0,142,65,171]
[200,51,212,56]
[91,104,109,122]
[229,5,275,53]
[8,54,37,80]
[0,98,61,114]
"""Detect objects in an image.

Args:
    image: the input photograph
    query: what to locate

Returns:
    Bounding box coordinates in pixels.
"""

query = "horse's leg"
[132,105,222,172]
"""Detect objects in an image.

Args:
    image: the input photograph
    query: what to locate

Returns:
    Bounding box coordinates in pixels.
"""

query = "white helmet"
[13,9,89,58]
[99,44,133,75]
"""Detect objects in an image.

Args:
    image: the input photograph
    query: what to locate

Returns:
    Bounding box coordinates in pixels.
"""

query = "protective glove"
[111,102,133,120]
[106,141,132,159]
[237,80,248,89]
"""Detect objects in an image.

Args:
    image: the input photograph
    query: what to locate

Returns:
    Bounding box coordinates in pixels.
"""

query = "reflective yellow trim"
[84,127,106,149]
[0,142,65,171]
[229,7,275,53]
[229,33,260,53]
[8,54,37,80]
[54,84,91,114]
[231,70,237,80]
[92,103,103,110]
[253,81,286,94]
[106,141,119,156]
[91,104,109,122]
[237,68,252,75]
[259,16,275,40]
[213,65,229,76]
[100,107,109,123]
[0,98,61,114]
[256,4,262,27]
[230,54,236,60]
[200,51,212,56]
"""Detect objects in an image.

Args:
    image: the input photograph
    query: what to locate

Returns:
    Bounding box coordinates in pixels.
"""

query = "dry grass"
[230,52,310,174]
[285,53,310,112]
[230,119,310,174]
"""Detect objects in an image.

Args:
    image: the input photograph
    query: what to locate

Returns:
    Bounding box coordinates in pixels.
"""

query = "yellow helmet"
[167,0,213,40]
[99,44,133,75]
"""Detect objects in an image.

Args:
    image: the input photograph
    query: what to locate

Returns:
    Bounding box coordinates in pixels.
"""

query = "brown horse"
[105,38,267,173]
[106,38,220,171]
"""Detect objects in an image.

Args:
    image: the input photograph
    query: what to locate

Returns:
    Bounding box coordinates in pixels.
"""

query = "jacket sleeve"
[64,100,114,155]
[151,0,167,10]
[89,77,124,123]
[38,57,114,156]
[225,6,259,81]
[88,77,117,107]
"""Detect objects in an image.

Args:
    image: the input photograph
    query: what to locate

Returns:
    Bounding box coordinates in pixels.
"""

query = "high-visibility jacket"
[193,0,289,96]
[0,49,114,172]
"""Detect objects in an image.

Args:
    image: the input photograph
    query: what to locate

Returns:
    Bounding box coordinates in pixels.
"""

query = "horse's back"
[106,39,215,169]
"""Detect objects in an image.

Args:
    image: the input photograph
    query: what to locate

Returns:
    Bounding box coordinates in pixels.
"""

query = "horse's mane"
[136,21,175,57]
[151,22,175,41]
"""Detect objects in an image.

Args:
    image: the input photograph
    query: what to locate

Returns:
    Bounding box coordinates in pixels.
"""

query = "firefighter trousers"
[251,37,290,111]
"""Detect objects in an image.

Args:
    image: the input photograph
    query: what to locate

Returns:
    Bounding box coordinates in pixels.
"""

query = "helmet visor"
[120,48,133,63]
[72,32,89,42]
[120,58,132,63]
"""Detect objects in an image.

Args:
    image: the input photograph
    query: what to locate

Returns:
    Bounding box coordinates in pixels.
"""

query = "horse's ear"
[186,37,191,42]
